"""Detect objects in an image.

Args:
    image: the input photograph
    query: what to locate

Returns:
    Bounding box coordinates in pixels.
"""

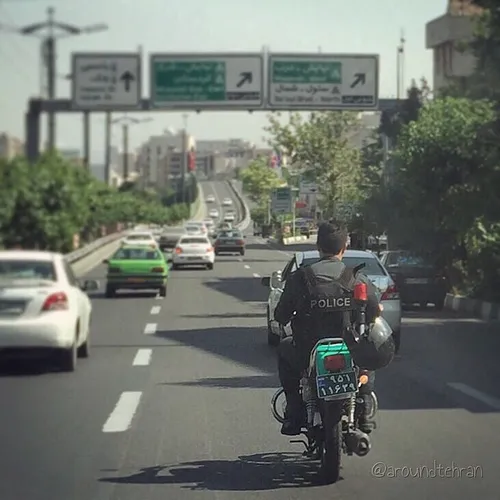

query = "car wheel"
[215,251,219,256]
[268,331,280,346]
[105,285,115,298]
[207,263,214,270]
[159,285,167,297]
[60,338,77,372]
[77,323,90,358]
[172,264,179,270]
[434,298,445,311]
[393,329,401,355]
[240,249,245,256]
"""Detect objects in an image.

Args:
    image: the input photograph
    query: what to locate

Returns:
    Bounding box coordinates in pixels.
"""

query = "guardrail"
[226,180,251,231]
[65,232,124,264]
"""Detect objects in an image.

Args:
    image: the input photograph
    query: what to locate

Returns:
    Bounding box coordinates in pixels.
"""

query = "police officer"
[275,220,381,436]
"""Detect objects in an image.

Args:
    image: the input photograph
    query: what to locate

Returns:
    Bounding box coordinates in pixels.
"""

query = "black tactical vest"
[298,263,357,342]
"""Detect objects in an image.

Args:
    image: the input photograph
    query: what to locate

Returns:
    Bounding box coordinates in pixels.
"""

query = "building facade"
[0,133,23,160]
[426,0,483,93]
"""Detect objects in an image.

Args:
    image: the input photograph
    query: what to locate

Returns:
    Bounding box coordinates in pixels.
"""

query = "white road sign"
[267,53,379,110]
[71,53,141,110]
[150,53,264,109]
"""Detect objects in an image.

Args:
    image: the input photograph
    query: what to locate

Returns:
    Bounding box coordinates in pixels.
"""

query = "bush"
[0,152,195,253]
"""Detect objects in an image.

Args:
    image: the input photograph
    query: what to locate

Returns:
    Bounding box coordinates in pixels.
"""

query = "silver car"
[261,249,402,349]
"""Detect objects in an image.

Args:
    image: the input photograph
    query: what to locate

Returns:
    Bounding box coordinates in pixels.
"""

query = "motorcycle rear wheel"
[320,404,342,484]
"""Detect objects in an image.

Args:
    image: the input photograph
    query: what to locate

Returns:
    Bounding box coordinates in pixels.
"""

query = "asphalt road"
[0,180,498,499]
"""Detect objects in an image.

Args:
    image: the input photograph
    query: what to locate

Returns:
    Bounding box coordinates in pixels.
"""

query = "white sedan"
[172,235,215,270]
[222,198,233,207]
[0,250,99,371]
[209,208,219,219]
[206,195,215,203]
[185,222,207,235]
[122,231,157,247]
[224,212,236,222]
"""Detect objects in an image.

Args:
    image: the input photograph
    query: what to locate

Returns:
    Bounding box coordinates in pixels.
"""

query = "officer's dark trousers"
[277,336,375,395]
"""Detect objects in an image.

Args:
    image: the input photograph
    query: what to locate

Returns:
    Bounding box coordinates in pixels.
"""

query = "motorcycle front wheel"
[320,402,342,484]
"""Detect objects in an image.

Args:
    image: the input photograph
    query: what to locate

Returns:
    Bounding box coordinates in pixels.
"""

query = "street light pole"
[181,114,189,205]
[0,6,108,150]
[112,115,153,181]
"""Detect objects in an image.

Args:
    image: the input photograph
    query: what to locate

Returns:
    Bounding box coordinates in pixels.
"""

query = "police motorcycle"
[270,264,395,484]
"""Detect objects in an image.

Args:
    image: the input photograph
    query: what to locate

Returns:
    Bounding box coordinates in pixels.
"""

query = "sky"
[0,0,448,162]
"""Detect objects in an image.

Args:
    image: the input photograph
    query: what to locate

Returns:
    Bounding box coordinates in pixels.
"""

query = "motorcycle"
[270,271,380,484]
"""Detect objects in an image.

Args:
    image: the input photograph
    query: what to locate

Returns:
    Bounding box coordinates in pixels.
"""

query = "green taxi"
[103,245,168,298]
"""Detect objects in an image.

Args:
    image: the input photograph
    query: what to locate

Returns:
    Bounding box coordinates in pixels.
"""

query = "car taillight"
[41,292,68,311]
[354,282,368,301]
[236,239,244,245]
[206,246,214,252]
[323,355,346,372]
[175,247,182,254]
[381,283,399,300]
[151,266,164,273]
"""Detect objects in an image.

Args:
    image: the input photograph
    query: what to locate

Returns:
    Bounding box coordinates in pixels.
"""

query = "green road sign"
[271,61,342,84]
[272,187,292,214]
[150,53,263,109]
[268,53,379,111]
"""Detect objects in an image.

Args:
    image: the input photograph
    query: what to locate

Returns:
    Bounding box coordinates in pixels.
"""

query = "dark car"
[214,229,245,256]
[158,227,186,259]
[379,250,448,309]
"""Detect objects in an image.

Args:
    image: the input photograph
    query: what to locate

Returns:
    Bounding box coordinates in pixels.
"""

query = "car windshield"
[162,228,183,234]
[180,237,208,245]
[299,256,386,276]
[0,259,56,281]
[126,234,152,240]
[112,248,161,260]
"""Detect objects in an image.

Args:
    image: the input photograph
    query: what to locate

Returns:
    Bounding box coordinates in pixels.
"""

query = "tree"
[0,152,195,251]
[239,157,281,206]
[264,111,362,217]
[392,96,500,297]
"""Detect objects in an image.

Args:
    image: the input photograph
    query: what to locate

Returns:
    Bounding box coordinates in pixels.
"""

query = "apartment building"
[0,133,23,160]
[426,0,483,93]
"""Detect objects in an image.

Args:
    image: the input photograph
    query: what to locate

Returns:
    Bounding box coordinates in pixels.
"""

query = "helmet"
[348,316,395,370]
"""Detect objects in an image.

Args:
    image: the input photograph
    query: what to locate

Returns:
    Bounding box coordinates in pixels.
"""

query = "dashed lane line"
[143,323,157,335]
[244,265,250,269]
[150,305,161,315]
[102,391,142,433]
[253,273,260,278]
[132,349,152,366]
[447,382,500,411]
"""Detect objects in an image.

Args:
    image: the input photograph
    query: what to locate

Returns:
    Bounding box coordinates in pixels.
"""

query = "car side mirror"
[102,259,109,264]
[261,276,270,287]
[81,279,99,292]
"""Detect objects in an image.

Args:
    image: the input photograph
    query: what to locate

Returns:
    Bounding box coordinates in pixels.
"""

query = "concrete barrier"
[282,235,309,245]
[444,293,500,321]
[226,179,251,231]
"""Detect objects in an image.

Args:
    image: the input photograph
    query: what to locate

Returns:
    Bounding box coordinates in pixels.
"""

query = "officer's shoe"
[359,393,377,434]
[281,399,303,436]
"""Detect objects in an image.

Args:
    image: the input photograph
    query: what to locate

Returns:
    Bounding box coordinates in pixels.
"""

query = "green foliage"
[264,111,362,218]
[390,97,500,300]
[0,152,193,252]
[239,157,281,206]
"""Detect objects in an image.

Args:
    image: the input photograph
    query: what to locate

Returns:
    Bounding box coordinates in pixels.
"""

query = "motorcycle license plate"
[316,371,357,399]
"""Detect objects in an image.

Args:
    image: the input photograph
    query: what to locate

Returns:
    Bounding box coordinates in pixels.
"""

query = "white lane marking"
[238,257,243,262]
[144,323,157,335]
[447,383,500,410]
[150,305,161,315]
[253,273,261,278]
[133,349,152,366]
[102,392,142,433]
[210,182,223,223]
[244,265,250,269]
[155,295,163,300]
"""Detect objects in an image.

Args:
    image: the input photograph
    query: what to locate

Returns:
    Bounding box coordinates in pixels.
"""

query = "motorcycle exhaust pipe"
[345,430,371,457]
